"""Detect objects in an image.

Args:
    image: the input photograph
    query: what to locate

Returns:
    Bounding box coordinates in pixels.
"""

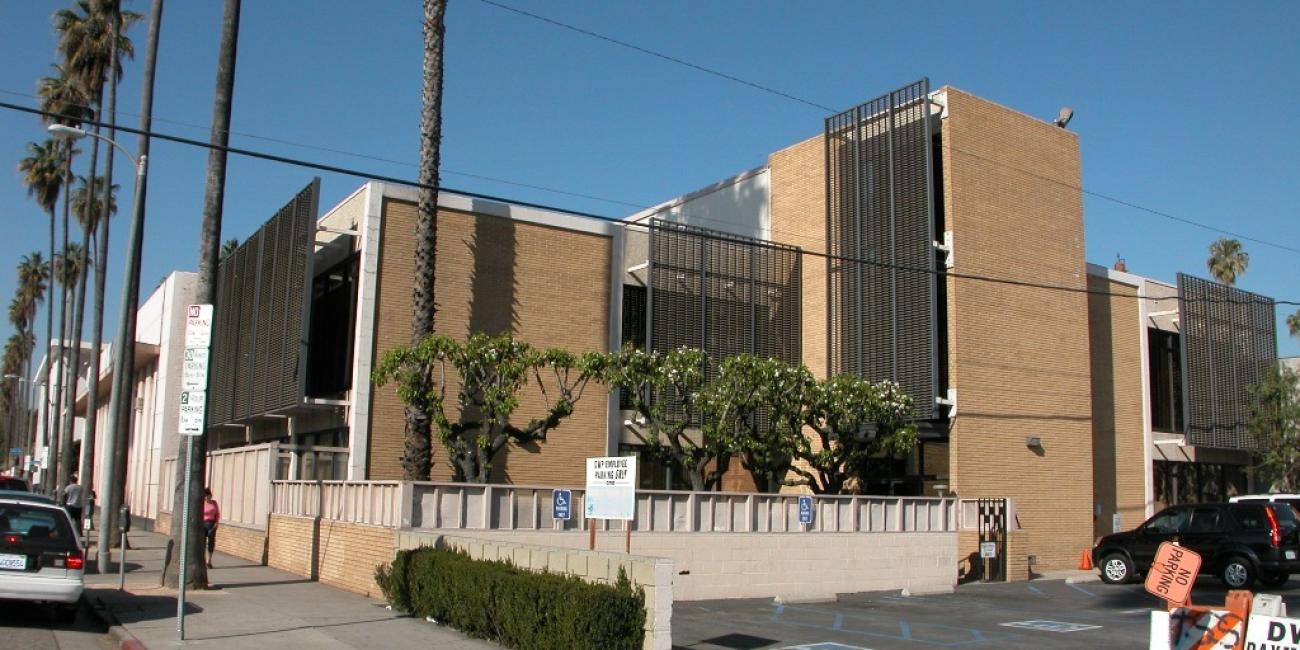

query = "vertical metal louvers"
[1178,273,1277,449]
[825,78,939,419]
[206,178,320,426]
[647,219,801,420]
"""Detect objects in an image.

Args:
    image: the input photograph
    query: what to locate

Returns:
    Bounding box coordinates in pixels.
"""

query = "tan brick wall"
[1088,275,1147,539]
[316,519,395,598]
[268,514,315,578]
[768,134,828,380]
[368,198,613,484]
[942,87,1093,572]
[214,522,267,564]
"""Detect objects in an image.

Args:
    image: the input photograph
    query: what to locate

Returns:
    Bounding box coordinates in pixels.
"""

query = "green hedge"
[375,546,646,650]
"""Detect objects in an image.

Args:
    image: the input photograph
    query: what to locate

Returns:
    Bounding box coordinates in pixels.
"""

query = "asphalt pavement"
[671,574,1300,649]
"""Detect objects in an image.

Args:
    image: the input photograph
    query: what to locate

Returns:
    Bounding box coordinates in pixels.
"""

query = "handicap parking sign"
[553,489,572,521]
[798,495,814,524]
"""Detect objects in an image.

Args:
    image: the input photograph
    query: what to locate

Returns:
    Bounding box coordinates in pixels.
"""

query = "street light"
[48,123,149,572]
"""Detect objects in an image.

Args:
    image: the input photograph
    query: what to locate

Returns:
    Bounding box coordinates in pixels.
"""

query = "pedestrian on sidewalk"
[203,488,220,568]
[63,474,83,528]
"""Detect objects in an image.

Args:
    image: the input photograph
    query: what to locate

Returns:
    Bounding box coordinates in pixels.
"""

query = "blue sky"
[1,0,1297,365]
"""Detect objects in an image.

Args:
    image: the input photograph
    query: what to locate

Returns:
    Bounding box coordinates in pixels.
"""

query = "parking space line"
[1025,585,1045,596]
[832,614,844,631]
[1064,582,1097,598]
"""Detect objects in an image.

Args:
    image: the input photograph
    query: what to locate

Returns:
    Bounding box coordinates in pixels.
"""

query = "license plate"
[1287,550,1297,560]
[0,553,27,570]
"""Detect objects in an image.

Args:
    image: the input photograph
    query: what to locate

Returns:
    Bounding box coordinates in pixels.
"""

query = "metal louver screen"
[207,178,320,426]
[1178,273,1277,449]
[648,219,801,420]
[825,78,939,419]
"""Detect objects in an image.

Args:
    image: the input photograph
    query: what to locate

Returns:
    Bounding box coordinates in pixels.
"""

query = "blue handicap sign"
[798,495,814,524]
[553,489,572,521]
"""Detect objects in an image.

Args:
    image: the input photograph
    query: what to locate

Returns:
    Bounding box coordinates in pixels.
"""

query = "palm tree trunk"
[58,116,100,495]
[89,7,122,561]
[48,144,73,481]
[403,0,447,481]
[165,0,239,591]
[37,207,55,484]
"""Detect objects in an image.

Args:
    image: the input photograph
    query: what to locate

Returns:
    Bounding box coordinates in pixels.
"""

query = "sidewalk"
[83,527,498,649]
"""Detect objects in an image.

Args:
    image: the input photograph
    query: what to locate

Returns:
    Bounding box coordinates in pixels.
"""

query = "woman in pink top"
[202,488,220,568]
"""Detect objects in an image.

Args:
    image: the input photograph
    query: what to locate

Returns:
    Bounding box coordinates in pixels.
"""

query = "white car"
[0,495,84,621]
[1230,494,1300,514]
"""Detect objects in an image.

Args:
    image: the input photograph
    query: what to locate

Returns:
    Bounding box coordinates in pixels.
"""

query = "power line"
[472,0,838,113]
[3,101,1294,311]
[467,3,1300,257]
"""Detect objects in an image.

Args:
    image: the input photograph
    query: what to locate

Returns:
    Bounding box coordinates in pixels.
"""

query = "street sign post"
[798,495,814,527]
[176,304,213,640]
[584,457,637,552]
[553,489,572,523]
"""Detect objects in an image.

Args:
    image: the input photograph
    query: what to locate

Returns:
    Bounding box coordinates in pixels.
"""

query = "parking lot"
[672,577,1300,649]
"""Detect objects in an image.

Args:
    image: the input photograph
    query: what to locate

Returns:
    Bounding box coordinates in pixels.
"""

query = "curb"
[87,594,148,650]
[1065,574,1102,584]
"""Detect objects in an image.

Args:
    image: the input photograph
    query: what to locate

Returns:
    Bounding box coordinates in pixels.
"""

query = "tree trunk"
[57,122,99,496]
[103,0,162,567]
[402,0,448,481]
[88,11,120,564]
[38,207,55,483]
[165,0,239,591]
[47,145,72,485]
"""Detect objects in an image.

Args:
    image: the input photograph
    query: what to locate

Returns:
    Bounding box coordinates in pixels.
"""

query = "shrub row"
[375,545,645,650]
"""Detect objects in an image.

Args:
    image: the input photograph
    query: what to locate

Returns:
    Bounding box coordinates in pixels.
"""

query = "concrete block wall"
[396,530,672,650]
[215,522,267,564]
[463,529,956,602]
[268,514,315,578]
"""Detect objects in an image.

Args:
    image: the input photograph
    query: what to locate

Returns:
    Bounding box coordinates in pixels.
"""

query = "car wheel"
[1259,571,1290,589]
[1099,553,1133,584]
[1220,556,1256,589]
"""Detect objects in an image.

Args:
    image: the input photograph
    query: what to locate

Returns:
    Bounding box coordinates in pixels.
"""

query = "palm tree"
[1206,238,1249,286]
[220,238,239,261]
[402,0,448,482]
[18,139,67,476]
[166,0,240,591]
[11,254,47,474]
[56,0,140,496]
[39,64,86,477]
[1289,311,1300,340]
[49,243,85,491]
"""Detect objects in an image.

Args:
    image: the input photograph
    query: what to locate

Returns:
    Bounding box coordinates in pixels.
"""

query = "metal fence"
[405,482,957,534]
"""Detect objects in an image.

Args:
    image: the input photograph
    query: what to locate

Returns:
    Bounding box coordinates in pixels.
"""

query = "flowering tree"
[603,345,732,491]
[374,333,607,482]
[791,375,919,494]
[698,355,815,492]
[1249,365,1300,492]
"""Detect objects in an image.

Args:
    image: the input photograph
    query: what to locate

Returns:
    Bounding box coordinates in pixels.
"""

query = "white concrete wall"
[396,530,673,650]
[626,167,771,241]
[465,529,956,602]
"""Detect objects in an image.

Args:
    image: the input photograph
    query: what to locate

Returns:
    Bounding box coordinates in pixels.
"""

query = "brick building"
[116,79,1277,577]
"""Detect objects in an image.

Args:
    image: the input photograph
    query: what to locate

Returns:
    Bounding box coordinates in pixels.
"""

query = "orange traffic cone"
[1078,549,1093,570]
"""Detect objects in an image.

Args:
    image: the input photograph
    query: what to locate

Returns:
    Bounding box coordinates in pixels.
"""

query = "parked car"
[0,494,84,621]
[0,477,28,492]
[1091,501,1300,589]
[1230,494,1300,514]
[0,490,53,504]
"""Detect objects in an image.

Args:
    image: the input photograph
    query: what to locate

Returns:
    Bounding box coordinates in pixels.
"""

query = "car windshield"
[0,503,74,543]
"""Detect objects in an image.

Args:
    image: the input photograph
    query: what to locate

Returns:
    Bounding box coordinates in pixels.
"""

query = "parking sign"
[798,495,814,524]
[552,489,572,521]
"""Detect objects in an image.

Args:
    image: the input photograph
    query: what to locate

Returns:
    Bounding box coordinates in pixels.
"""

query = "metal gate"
[977,498,1008,582]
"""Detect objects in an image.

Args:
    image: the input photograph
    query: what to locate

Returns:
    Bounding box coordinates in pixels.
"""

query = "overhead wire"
[2,100,1294,310]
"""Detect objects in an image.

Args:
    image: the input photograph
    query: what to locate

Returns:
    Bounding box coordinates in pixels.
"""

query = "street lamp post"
[48,124,147,573]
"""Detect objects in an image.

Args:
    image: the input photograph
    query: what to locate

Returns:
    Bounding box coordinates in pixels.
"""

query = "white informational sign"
[181,347,210,391]
[980,541,997,559]
[584,456,637,521]
[1246,614,1300,650]
[184,304,213,349]
[178,390,206,436]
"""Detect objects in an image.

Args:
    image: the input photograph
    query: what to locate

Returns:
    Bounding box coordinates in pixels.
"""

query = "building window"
[1153,460,1246,507]
[619,444,689,490]
[306,253,359,398]
[1148,328,1183,433]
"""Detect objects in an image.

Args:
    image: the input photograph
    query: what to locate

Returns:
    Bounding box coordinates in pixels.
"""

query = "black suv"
[1091,502,1300,589]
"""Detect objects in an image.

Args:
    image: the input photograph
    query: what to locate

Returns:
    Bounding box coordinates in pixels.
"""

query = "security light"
[1025,436,1043,448]
[1053,107,1073,128]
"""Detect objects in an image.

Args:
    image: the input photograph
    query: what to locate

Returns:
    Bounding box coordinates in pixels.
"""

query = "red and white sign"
[184,304,213,349]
